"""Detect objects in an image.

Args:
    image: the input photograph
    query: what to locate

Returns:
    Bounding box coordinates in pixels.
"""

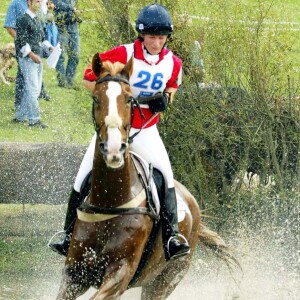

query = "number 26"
[133,71,164,90]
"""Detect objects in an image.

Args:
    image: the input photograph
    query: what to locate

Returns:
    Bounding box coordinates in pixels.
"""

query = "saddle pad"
[176,191,191,223]
[130,151,160,213]
[129,151,191,223]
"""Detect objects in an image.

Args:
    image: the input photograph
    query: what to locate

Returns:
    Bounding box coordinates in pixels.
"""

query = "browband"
[96,76,130,85]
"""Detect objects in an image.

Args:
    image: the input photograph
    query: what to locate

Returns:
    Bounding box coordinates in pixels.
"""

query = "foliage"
[0,0,299,222]
[159,0,300,212]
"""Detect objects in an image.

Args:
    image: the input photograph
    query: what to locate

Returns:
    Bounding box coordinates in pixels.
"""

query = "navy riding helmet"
[135,3,173,35]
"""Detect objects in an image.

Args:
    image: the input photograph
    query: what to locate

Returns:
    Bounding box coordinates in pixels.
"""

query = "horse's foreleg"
[56,266,88,300]
[141,259,190,300]
[91,259,133,300]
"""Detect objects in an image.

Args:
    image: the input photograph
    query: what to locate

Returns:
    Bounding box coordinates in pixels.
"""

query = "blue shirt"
[4,0,28,29]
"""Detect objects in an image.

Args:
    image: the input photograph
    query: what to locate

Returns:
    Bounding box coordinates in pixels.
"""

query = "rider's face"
[141,34,168,55]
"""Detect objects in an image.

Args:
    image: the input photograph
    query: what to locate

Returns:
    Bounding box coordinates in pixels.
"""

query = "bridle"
[74,75,159,224]
[92,75,144,155]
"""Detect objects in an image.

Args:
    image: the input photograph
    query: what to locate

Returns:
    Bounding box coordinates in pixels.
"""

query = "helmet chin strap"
[143,45,162,56]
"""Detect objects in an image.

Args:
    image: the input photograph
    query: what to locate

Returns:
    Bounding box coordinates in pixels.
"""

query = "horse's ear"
[92,53,103,78]
[121,56,134,80]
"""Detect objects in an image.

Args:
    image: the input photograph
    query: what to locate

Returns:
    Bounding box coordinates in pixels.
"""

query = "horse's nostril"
[120,143,127,152]
[112,155,120,162]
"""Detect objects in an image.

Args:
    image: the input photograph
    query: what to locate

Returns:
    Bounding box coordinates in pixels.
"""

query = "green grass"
[0,204,65,299]
[0,0,103,145]
[0,0,299,144]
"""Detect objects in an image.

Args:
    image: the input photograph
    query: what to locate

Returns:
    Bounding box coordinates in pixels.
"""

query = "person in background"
[4,0,51,113]
[4,0,27,113]
[51,0,81,88]
[14,0,54,128]
[39,0,59,47]
[49,3,190,261]
[45,1,59,47]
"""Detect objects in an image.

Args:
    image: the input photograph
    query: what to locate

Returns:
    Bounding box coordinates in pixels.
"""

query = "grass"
[0,204,66,299]
[0,0,103,145]
[0,0,299,145]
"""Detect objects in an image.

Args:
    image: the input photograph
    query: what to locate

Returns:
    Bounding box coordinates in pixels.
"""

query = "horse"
[56,54,227,300]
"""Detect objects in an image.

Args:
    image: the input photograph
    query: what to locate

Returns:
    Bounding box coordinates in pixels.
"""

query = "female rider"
[49,3,190,261]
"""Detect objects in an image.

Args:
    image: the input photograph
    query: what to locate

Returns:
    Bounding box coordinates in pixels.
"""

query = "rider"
[49,3,190,260]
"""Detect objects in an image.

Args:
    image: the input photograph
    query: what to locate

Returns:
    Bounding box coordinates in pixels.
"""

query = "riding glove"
[148,92,170,113]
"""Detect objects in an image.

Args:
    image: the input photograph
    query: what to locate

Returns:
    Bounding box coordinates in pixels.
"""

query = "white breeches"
[73,125,175,192]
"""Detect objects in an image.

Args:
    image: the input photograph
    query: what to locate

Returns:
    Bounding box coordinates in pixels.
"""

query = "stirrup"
[166,234,191,260]
[177,234,189,245]
[167,234,189,248]
[47,230,65,248]
[48,231,71,256]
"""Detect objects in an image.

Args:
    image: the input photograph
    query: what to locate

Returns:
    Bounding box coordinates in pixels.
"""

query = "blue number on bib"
[133,71,164,90]
[151,73,163,89]
[133,71,151,89]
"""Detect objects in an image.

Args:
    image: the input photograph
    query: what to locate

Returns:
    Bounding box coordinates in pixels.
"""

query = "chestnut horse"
[56,54,227,300]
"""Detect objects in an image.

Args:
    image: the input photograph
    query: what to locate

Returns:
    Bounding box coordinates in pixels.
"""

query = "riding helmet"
[135,3,173,35]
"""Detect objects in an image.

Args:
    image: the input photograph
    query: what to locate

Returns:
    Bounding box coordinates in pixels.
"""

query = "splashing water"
[0,197,299,300]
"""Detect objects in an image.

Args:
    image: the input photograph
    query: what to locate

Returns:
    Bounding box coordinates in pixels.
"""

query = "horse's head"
[91,53,133,169]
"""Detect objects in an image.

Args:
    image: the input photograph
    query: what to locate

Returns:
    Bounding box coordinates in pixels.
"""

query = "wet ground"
[0,204,299,300]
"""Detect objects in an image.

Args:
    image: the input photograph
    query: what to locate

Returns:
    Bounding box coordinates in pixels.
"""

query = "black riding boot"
[49,189,82,256]
[161,187,190,260]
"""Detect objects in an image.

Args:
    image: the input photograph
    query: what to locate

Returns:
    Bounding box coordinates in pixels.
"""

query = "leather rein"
[79,75,159,222]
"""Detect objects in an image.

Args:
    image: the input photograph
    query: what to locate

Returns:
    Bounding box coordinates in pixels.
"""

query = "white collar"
[142,44,159,65]
[25,9,36,19]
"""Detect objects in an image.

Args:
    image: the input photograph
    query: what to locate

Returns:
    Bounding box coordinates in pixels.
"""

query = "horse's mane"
[100,61,132,96]
[101,61,125,77]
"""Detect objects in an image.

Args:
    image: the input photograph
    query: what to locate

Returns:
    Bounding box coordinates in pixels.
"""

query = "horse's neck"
[90,153,137,207]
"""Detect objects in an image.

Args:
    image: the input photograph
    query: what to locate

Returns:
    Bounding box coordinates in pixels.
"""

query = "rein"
[84,75,160,222]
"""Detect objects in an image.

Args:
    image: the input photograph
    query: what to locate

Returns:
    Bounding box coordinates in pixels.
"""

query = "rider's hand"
[148,92,169,114]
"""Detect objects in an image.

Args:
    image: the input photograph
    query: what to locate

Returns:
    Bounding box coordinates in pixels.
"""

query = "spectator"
[4,0,27,112]
[4,0,51,108]
[14,0,53,128]
[52,0,81,88]
[45,1,59,47]
[190,40,205,88]
[38,1,59,57]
